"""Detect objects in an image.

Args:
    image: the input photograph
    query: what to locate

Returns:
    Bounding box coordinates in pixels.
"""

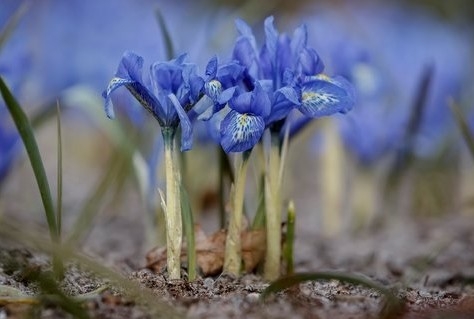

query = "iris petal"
[205,56,218,79]
[168,93,193,151]
[220,110,265,153]
[299,78,354,117]
[229,91,252,114]
[264,16,278,63]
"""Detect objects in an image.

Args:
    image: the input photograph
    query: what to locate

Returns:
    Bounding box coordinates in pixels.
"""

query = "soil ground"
[1,212,474,319]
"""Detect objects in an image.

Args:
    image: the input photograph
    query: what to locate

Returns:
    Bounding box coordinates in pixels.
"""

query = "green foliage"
[450,99,474,160]
[261,271,404,319]
[0,77,59,242]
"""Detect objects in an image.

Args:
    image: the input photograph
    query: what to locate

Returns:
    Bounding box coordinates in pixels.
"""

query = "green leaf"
[0,2,29,52]
[262,271,404,319]
[449,99,474,160]
[56,101,63,237]
[0,77,58,242]
[155,9,175,60]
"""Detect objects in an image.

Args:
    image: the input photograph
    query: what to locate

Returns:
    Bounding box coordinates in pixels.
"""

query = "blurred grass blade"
[56,101,63,237]
[283,201,295,275]
[0,76,58,241]
[155,8,175,60]
[66,144,131,246]
[449,99,474,159]
[0,2,29,52]
[180,184,196,281]
[262,271,404,318]
[0,221,183,319]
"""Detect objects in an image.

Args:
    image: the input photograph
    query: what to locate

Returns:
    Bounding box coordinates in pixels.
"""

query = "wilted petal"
[220,110,265,153]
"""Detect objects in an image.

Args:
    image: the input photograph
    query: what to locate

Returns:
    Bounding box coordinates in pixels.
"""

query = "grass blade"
[0,77,58,241]
[262,271,404,319]
[449,99,474,159]
[56,101,63,237]
[0,2,29,52]
[155,8,175,60]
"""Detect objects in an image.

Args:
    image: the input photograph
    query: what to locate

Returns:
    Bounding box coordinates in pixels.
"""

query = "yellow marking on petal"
[315,73,331,81]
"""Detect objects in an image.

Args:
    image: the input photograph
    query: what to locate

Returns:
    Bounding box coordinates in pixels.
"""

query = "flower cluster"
[104,16,355,154]
[103,15,355,280]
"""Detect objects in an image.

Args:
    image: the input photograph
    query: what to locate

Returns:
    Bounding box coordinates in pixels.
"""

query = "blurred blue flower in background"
[304,2,473,164]
[0,106,20,183]
[213,16,355,152]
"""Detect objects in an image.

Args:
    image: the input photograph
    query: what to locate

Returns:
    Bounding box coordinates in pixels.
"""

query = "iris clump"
[104,15,354,280]
[103,51,204,279]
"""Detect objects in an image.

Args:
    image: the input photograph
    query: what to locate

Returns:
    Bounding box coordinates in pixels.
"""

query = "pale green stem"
[223,151,251,276]
[264,136,282,280]
[162,129,182,280]
[320,120,343,236]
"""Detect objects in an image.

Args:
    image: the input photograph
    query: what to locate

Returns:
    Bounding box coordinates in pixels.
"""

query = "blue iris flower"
[103,51,204,151]
[231,16,354,135]
[220,83,271,153]
[204,56,244,111]
[193,56,244,122]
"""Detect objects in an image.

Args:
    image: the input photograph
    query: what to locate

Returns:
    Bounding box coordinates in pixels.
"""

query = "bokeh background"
[1,0,474,262]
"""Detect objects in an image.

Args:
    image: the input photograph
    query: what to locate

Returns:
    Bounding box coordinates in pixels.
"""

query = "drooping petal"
[168,93,193,151]
[103,70,164,124]
[220,110,265,153]
[102,51,146,119]
[298,77,355,118]
[103,77,135,119]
